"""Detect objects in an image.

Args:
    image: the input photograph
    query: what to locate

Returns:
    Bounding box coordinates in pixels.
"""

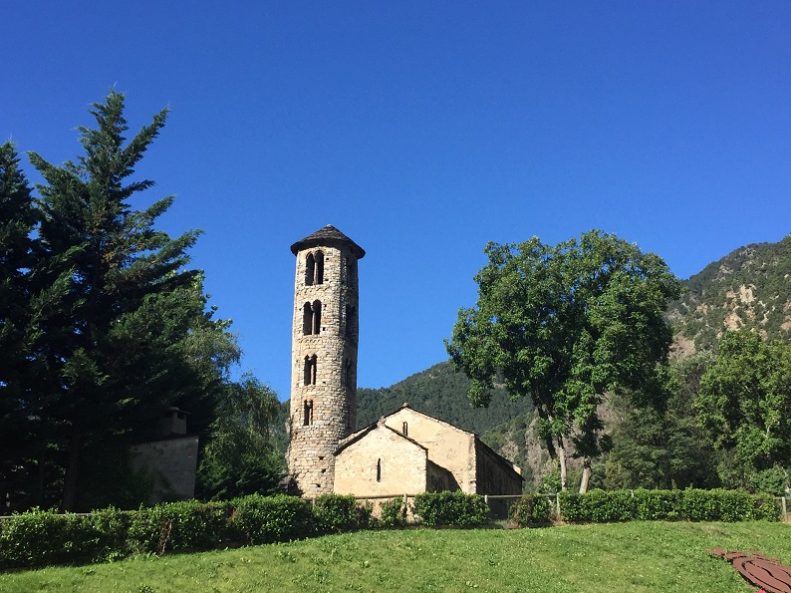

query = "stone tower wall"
[287,243,360,495]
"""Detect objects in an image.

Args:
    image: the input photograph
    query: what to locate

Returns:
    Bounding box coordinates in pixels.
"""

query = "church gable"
[333,423,428,496]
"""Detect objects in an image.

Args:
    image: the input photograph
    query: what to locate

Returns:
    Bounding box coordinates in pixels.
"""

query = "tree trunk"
[61,429,81,511]
[579,457,592,493]
[557,436,568,491]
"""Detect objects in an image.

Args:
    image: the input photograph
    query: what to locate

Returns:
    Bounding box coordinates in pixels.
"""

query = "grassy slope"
[2,522,789,593]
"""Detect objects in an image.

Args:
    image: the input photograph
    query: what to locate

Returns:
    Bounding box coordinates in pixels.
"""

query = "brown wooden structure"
[711,548,791,593]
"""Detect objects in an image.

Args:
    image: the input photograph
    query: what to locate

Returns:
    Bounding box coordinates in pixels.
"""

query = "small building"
[333,403,523,496]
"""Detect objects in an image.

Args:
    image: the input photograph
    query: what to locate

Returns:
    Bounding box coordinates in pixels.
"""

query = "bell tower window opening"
[302,302,312,335]
[315,251,324,284]
[303,400,314,426]
[305,253,315,286]
[312,300,322,335]
[303,355,317,386]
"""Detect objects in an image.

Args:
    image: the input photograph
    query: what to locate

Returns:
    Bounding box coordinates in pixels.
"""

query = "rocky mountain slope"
[669,233,791,355]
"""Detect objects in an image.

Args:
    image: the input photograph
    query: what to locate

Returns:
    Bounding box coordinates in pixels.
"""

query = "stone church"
[286,225,523,497]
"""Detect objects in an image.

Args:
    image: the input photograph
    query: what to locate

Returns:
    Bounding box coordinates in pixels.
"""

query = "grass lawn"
[1,521,788,593]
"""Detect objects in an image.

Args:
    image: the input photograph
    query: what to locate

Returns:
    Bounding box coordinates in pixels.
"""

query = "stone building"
[286,225,522,497]
[333,404,523,496]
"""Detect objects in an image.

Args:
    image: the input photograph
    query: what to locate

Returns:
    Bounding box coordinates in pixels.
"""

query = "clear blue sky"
[3,2,790,399]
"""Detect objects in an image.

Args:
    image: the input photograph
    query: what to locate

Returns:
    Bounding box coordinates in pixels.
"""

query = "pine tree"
[29,93,239,510]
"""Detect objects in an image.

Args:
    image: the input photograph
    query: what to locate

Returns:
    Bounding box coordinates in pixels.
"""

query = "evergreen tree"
[28,93,239,510]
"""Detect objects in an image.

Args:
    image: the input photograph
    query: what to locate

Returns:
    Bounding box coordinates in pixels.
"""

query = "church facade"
[287,225,522,497]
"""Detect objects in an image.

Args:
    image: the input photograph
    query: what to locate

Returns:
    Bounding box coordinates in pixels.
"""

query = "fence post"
[782,497,787,522]
[555,493,561,521]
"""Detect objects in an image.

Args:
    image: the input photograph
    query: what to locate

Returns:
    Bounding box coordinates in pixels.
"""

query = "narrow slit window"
[376,458,381,482]
[345,359,353,388]
[402,422,408,437]
[315,251,324,284]
[305,253,315,286]
[345,305,355,338]
[312,300,322,335]
[303,400,313,426]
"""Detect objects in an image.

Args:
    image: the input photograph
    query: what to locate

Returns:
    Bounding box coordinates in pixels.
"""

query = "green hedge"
[557,489,781,524]
[230,494,314,545]
[510,494,552,527]
[0,489,783,570]
[313,494,370,533]
[413,491,489,528]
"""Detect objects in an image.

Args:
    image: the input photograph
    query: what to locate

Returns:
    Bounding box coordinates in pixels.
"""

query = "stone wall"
[334,425,428,496]
[129,435,199,504]
[287,242,360,496]
[384,407,476,493]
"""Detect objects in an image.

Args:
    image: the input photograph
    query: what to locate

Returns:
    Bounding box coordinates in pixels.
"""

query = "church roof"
[290,225,365,258]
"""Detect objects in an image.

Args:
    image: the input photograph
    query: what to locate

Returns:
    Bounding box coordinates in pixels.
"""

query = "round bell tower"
[287,225,364,495]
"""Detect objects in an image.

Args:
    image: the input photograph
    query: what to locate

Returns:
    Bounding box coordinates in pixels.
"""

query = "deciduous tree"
[446,231,680,491]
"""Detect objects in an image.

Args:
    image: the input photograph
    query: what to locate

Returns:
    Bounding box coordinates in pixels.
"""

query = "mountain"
[356,362,532,435]
[669,234,791,355]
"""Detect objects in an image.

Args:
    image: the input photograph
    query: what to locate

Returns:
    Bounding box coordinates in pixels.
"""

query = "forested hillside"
[356,362,531,433]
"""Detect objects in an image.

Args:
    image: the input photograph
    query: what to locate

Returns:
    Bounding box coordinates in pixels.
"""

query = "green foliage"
[230,494,314,545]
[357,361,532,433]
[0,93,245,511]
[510,494,552,527]
[313,494,369,533]
[446,231,681,489]
[378,497,408,528]
[558,489,781,523]
[197,374,285,501]
[696,331,790,493]
[0,507,129,569]
[413,491,489,527]
[127,500,232,554]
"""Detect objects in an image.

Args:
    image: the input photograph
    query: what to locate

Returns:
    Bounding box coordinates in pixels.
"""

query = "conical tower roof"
[290,225,365,258]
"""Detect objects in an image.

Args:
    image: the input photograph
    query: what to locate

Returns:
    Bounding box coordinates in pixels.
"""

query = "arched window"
[402,422,408,437]
[303,400,313,426]
[312,300,322,335]
[376,458,381,482]
[305,253,315,286]
[303,355,317,386]
[302,302,312,335]
[315,251,324,285]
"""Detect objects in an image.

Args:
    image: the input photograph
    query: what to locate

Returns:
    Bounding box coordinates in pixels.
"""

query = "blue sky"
[3,1,790,399]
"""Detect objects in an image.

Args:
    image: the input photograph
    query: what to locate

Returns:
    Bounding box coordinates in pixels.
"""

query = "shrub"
[633,489,682,521]
[313,494,369,533]
[559,490,635,523]
[510,494,552,527]
[127,500,231,554]
[230,494,313,544]
[413,491,489,528]
[0,508,129,569]
[379,497,407,528]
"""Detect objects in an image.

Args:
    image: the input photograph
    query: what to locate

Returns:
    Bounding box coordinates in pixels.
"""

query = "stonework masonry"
[287,226,364,496]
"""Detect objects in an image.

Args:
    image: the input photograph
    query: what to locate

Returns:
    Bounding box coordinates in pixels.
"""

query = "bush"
[510,494,552,527]
[379,497,407,528]
[0,508,129,569]
[127,500,231,554]
[559,488,782,523]
[230,494,313,544]
[313,494,368,533]
[633,489,682,521]
[413,491,489,528]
